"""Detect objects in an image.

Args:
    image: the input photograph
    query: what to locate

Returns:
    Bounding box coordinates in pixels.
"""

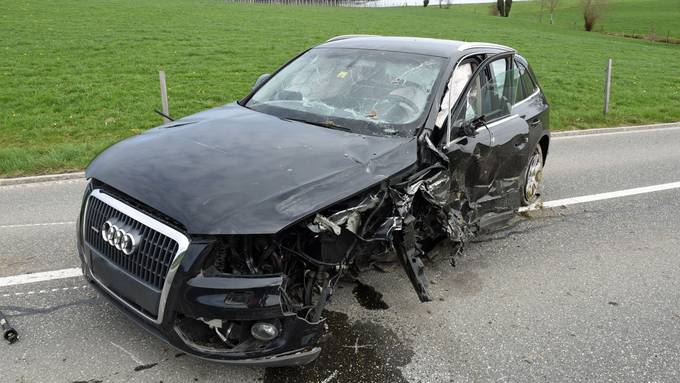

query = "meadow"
[1,0,679,176]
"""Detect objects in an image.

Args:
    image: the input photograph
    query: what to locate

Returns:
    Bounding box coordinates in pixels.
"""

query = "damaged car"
[76,35,550,366]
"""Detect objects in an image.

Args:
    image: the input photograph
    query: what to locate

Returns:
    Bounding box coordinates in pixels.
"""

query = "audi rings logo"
[101,220,140,255]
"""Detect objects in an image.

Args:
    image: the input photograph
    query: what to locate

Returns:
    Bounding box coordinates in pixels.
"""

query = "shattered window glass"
[246,48,446,137]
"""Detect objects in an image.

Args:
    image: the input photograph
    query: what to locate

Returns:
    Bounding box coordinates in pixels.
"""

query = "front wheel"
[521,144,544,206]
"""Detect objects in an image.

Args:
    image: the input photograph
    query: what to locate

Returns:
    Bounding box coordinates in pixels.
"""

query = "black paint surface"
[87,103,416,235]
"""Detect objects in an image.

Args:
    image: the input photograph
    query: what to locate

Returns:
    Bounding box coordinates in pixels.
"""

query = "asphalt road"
[2,126,680,382]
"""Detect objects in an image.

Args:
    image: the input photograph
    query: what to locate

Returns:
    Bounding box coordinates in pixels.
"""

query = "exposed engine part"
[175,317,249,351]
[187,143,480,348]
[214,323,235,346]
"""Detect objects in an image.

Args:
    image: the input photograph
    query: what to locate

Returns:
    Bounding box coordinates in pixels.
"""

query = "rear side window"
[515,60,537,101]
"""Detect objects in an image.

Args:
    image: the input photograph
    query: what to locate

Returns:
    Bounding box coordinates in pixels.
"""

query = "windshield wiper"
[283,117,352,132]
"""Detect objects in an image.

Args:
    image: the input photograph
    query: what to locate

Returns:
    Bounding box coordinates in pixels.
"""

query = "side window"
[489,59,508,97]
[452,57,519,129]
[515,60,536,102]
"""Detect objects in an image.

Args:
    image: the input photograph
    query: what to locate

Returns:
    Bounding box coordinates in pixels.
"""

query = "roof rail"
[457,42,513,52]
[326,34,377,43]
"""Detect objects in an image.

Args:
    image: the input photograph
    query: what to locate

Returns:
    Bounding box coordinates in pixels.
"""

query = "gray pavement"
[2,127,680,382]
[544,126,680,200]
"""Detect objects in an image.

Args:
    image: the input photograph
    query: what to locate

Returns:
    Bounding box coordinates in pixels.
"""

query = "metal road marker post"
[604,58,612,115]
[159,71,170,123]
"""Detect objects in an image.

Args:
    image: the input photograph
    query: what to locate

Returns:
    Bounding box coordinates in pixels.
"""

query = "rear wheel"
[521,144,544,206]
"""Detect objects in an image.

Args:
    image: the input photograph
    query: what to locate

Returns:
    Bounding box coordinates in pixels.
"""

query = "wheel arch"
[538,134,550,164]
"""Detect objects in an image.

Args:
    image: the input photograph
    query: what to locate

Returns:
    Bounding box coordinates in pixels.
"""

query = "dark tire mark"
[0,297,98,317]
[134,362,158,372]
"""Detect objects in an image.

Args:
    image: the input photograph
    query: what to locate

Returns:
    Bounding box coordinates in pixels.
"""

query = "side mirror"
[463,115,488,137]
[451,117,477,138]
[459,123,475,137]
[252,73,271,91]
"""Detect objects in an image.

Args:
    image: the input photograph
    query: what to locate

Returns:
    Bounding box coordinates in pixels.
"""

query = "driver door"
[442,52,527,226]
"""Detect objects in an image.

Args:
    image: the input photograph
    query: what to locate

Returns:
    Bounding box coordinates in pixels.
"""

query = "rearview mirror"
[252,73,271,91]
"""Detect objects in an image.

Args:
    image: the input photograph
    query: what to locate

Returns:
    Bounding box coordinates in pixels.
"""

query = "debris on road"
[1,310,18,344]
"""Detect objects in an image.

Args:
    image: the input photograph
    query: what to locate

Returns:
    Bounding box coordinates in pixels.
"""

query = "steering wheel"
[384,94,420,115]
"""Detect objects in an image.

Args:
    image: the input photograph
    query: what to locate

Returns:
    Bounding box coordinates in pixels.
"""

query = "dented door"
[444,127,494,207]
[442,51,528,225]
[483,115,530,214]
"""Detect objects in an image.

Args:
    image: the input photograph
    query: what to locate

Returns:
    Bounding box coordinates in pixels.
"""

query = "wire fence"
[224,0,516,7]
[224,0,426,7]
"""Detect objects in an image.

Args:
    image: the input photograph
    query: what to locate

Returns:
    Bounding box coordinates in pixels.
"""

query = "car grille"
[84,192,180,290]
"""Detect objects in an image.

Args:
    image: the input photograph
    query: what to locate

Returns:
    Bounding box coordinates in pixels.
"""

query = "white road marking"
[0,268,82,287]
[110,342,146,366]
[519,181,680,212]
[553,125,680,140]
[1,182,679,288]
[321,371,339,383]
[1,285,88,297]
[0,221,75,229]
[342,336,373,354]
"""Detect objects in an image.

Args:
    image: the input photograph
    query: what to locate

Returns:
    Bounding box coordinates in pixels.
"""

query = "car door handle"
[530,119,541,127]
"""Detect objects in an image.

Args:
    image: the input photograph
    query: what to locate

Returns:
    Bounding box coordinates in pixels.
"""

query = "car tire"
[520,144,544,206]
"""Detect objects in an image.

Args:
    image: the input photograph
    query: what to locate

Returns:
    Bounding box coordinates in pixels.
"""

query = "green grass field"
[1,0,679,176]
[459,0,680,38]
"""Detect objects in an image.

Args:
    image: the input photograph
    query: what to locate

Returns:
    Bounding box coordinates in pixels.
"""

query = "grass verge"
[1,0,679,176]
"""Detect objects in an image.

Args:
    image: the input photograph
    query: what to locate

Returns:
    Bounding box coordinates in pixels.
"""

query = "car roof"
[318,35,513,59]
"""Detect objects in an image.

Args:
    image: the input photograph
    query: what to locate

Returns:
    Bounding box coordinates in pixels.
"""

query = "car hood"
[86,103,417,235]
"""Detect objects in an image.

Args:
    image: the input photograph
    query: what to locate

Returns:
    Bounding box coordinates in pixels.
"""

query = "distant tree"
[423,0,429,6]
[548,0,559,24]
[496,0,513,17]
[582,0,607,31]
[489,2,500,15]
[537,0,546,22]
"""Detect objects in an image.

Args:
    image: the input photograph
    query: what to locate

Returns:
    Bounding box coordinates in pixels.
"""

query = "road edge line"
[519,181,680,212]
[0,172,85,186]
[552,122,680,137]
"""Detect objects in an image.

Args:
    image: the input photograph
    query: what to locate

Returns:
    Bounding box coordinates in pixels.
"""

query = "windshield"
[245,48,446,137]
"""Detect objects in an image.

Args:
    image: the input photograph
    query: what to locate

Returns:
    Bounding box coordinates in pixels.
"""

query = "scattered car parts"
[1,310,18,344]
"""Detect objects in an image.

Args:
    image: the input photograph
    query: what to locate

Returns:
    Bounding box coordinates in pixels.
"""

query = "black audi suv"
[76,35,550,366]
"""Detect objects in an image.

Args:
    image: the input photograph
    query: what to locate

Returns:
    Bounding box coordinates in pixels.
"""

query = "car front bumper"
[77,230,324,367]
